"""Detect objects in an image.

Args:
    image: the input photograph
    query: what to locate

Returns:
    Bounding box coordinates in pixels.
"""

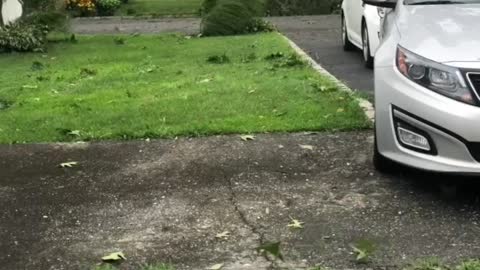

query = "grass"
[116,0,203,16]
[0,32,370,144]
[404,258,480,270]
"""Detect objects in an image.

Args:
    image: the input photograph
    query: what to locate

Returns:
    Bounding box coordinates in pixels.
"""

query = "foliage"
[200,0,217,15]
[457,260,480,270]
[66,0,96,17]
[96,0,122,16]
[23,0,58,12]
[0,23,48,52]
[22,11,69,32]
[265,0,342,16]
[201,0,273,36]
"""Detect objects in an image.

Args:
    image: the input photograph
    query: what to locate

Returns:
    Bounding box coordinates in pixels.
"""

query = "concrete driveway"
[2,133,480,270]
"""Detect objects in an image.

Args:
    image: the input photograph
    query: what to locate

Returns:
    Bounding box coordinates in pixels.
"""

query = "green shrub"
[201,0,272,36]
[0,23,48,52]
[200,0,218,15]
[265,0,341,16]
[22,11,69,32]
[96,0,122,16]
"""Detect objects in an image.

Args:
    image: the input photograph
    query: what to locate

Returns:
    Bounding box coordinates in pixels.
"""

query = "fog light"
[397,127,431,151]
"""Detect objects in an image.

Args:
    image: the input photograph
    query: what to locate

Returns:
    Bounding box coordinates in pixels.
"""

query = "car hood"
[397,4,480,63]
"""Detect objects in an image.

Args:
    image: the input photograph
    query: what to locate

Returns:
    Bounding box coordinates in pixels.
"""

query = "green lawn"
[0,32,370,144]
[116,0,203,16]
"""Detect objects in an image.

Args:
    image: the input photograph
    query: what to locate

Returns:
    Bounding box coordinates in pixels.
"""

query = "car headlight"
[396,46,475,105]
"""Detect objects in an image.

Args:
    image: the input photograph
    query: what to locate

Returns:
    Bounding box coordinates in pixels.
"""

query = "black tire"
[373,130,398,174]
[341,14,355,51]
[362,22,374,69]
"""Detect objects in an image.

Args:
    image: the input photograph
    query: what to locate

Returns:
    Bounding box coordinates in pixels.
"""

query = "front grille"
[467,73,480,95]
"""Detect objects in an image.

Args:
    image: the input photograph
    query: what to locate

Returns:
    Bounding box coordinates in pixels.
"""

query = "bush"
[65,0,96,17]
[22,11,69,32]
[0,23,48,52]
[200,0,217,15]
[201,0,272,36]
[265,0,341,16]
[96,0,122,16]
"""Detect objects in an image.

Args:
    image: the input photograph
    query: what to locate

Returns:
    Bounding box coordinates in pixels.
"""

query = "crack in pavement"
[224,173,281,269]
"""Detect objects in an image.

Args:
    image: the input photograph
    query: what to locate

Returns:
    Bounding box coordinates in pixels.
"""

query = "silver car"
[365,0,480,173]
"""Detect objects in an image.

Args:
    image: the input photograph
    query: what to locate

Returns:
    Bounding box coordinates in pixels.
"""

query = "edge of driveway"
[283,34,375,122]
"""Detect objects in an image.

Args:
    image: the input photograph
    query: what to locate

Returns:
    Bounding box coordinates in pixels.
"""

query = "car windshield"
[405,0,480,4]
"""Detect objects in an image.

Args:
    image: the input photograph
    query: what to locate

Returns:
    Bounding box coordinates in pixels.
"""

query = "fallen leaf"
[22,85,38,89]
[287,217,304,229]
[257,242,284,261]
[102,251,126,262]
[59,161,78,168]
[215,231,230,240]
[248,89,256,94]
[352,246,368,263]
[337,108,345,113]
[67,130,81,136]
[299,144,314,150]
[207,263,224,270]
[240,135,255,141]
[199,78,212,83]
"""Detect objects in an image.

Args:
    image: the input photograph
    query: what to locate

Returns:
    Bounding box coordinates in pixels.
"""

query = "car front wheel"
[362,22,374,69]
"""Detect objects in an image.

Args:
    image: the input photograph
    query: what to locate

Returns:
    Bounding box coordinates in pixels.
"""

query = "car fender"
[363,5,381,57]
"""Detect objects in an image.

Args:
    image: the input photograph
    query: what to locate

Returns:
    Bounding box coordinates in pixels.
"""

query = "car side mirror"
[363,0,397,8]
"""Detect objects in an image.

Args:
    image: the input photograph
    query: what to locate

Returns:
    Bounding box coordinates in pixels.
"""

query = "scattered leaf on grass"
[207,54,230,64]
[299,144,314,150]
[59,161,78,168]
[31,61,44,71]
[199,78,212,84]
[22,85,38,89]
[265,52,284,60]
[240,135,255,141]
[67,130,81,136]
[287,217,304,229]
[80,68,97,77]
[215,231,230,240]
[101,251,126,262]
[257,242,284,261]
[337,108,345,113]
[114,37,126,45]
[207,263,224,270]
[248,89,256,94]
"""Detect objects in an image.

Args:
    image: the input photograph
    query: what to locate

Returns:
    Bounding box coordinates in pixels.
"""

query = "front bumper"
[375,65,480,173]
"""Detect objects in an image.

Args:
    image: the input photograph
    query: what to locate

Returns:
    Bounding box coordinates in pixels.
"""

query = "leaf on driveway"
[352,246,368,263]
[287,217,304,229]
[59,161,78,168]
[257,242,284,261]
[101,251,126,262]
[207,263,224,270]
[215,231,230,240]
[240,135,255,141]
[299,144,313,150]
